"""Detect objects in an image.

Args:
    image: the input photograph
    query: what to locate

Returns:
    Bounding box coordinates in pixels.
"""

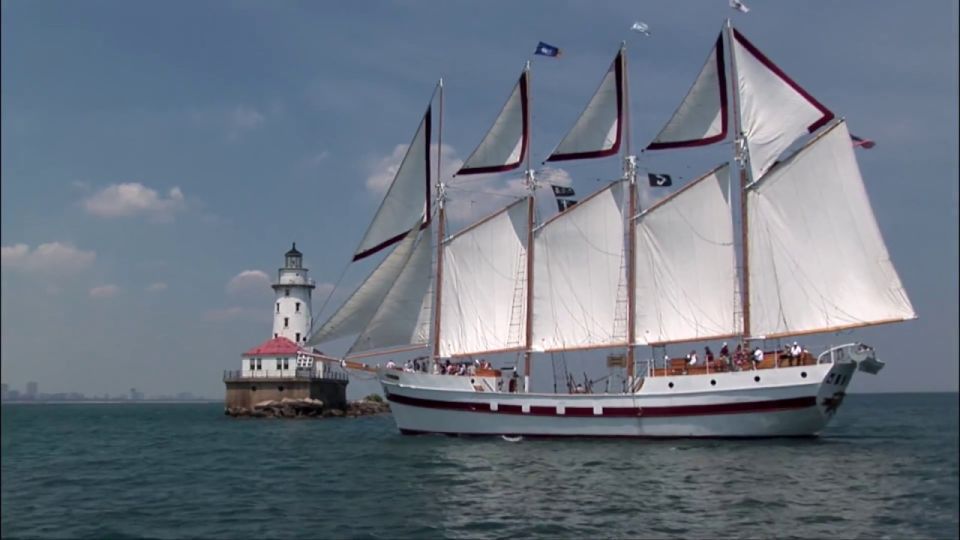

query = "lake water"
[2,393,957,539]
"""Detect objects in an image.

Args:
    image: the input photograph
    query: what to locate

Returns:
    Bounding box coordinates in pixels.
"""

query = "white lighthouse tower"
[271,243,315,345]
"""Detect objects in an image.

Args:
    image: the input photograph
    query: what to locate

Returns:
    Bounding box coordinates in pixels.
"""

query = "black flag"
[551,185,576,197]
[648,173,672,187]
[557,199,578,212]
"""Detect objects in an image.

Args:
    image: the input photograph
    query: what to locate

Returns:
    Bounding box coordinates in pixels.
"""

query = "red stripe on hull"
[386,393,817,418]
[398,428,819,440]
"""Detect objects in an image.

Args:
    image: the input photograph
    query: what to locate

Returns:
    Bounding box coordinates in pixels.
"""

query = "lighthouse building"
[271,243,314,346]
[224,243,347,413]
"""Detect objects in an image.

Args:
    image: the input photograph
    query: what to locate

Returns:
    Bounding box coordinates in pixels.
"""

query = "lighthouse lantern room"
[271,242,315,346]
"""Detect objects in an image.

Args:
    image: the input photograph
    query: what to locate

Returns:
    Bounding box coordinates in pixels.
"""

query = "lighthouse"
[271,243,315,345]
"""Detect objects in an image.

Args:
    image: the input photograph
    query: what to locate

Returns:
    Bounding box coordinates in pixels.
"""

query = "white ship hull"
[380,351,863,438]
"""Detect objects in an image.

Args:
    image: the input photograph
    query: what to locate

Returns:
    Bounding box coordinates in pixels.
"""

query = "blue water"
[2,393,957,539]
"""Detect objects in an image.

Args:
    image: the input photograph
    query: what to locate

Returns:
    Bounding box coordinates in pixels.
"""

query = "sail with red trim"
[353,106,432,262]
[647,34,728,150]
[746,120,915,338]
[457,69,529,175]
[732,28,834,180]
[546,48,624,162]
[347,224,433,356]
[308,224,427,347]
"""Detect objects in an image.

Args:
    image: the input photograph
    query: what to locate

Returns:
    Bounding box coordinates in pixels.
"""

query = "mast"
[726,20,752,342]
[522,62,535,393]
[431,79,446,363]
[622,43,638,387]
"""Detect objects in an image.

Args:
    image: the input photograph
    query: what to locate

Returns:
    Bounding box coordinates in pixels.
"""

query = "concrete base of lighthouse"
[224,373,348,411]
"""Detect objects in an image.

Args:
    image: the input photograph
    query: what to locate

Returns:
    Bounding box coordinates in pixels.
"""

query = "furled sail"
[732,28,834,181]
[353,107,432,261]
[457,69,529,175]
[546,49,624,162]
[746,120,915,338]
[647,34,728,150]
[347,225,433,356]
[634,164,739,344]
[532,180,627,351]
[307,225,423,346]
[439,200,528,357]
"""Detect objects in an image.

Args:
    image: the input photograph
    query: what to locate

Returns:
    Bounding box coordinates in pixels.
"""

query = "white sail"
[348,225,434,355]
[647,34,728,150]
[307,225,422,346]
[546,50,623,162]
[532,181,627,351]
[354,107,431,261]
[747,121,915,338]
[634,164,739,344]
[439,200,528,357]
[732,29,834,181]
[457,70,529,175]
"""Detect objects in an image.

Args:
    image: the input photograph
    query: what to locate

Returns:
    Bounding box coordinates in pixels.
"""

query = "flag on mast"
[630,21,651,36]
[851,134,876,149]
[557,199,578,212]
[729,0,750,13]
[648,173,673,187]
[534,41,562,57]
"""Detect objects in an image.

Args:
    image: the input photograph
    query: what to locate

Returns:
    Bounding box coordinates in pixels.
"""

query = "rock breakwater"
[225,395,390,419]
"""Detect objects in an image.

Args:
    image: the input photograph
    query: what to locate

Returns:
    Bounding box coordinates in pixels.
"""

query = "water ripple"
[2,395,958,539]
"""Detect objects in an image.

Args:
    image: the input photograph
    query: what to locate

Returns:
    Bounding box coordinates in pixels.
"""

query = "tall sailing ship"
[302,22,915,437]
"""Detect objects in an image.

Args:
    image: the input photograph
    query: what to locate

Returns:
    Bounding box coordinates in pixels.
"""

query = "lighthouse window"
[284,317,289,328]
[276,303,280,313]
[285,288,290,297]
[296,332,301,343]
[295,302,300,313]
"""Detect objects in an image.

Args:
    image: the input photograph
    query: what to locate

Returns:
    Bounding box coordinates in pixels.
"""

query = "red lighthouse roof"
[242,336,301,357]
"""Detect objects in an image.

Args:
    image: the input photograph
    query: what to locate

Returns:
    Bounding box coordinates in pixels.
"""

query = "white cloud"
[203,307,269,323]
[89,284,119,299]
[226,270,272,297]
[365,144,408,195]
[146,282,168,293]
[301,150,330,169]
[83,183,185,222]
[1,242,96,274]
[227,106,265,141]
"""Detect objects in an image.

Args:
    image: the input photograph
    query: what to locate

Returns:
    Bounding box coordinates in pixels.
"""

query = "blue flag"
[534,41,561,57]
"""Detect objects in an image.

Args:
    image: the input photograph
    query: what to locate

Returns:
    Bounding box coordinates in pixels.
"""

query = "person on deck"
[705,346,715,364]
[688,350,699,366]
[790,342,802,366]
[753,347,764,367]
[719,342,730,359]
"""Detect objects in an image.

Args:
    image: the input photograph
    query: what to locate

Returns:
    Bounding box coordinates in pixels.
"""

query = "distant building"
[1,383,8,401]
[130,388,144,401]
[25,381,38,399]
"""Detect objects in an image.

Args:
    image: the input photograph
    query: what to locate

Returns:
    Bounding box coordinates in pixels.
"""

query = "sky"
[2,0,957,399]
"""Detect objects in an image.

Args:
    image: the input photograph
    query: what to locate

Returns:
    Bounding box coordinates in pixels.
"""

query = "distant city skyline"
[0,380,212,402]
